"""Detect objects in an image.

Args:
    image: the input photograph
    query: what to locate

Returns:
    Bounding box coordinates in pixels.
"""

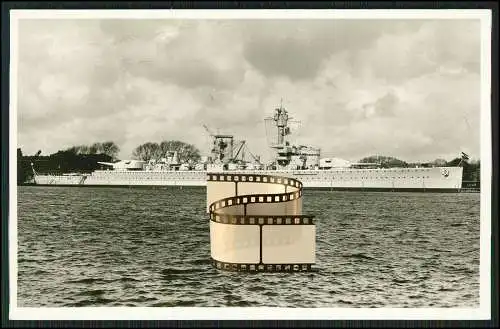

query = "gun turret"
[97,162,115,166]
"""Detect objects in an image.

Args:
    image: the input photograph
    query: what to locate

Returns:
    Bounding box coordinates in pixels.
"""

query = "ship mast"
[265,101,298,169]
[264,101,321,170]
[274,99,291,147]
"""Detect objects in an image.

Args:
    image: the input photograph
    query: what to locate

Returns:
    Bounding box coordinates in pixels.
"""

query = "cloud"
[362,90,399,118]
[240,20,417,81]
[353,19,481,83]
[15,17,482,163]
[98,19,246,89]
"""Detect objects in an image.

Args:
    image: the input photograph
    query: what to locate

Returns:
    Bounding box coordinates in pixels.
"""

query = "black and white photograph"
[8,8,492,321]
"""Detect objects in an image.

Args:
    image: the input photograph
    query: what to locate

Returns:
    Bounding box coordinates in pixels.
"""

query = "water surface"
[17,186,480,307]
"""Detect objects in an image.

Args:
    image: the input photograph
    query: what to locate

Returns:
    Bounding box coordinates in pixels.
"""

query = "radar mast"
[264,101,320,170]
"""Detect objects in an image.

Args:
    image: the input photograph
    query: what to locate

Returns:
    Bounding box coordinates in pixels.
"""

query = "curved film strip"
[207,173,316,272]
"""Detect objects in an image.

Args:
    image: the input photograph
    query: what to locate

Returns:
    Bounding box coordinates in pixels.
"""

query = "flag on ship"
[461,152,470,160]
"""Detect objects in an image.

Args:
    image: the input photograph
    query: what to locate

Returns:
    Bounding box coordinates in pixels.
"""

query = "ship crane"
[232,140,246,161]
[245,146,261,164]
[203,124,215,136]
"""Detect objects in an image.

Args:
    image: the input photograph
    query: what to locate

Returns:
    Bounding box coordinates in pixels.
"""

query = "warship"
[30,105,464,191]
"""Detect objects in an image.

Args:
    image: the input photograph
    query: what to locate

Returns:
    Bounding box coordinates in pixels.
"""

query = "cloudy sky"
[15,17,482,163]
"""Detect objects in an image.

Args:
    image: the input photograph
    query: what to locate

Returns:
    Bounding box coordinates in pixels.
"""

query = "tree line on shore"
[17,141,480,185]
[65,141,120,159]
[17,140,201,184]
[131,140,201,164]
[17,141,120,184]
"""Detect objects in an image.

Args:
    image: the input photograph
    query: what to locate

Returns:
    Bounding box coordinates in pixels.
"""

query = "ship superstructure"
[264,104,321,171]
[30,104,464,191]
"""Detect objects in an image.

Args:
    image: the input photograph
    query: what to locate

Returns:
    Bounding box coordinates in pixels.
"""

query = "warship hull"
[31,166,464,191]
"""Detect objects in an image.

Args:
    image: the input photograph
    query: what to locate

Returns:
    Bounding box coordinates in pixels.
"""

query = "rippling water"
[17,186,480,307]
